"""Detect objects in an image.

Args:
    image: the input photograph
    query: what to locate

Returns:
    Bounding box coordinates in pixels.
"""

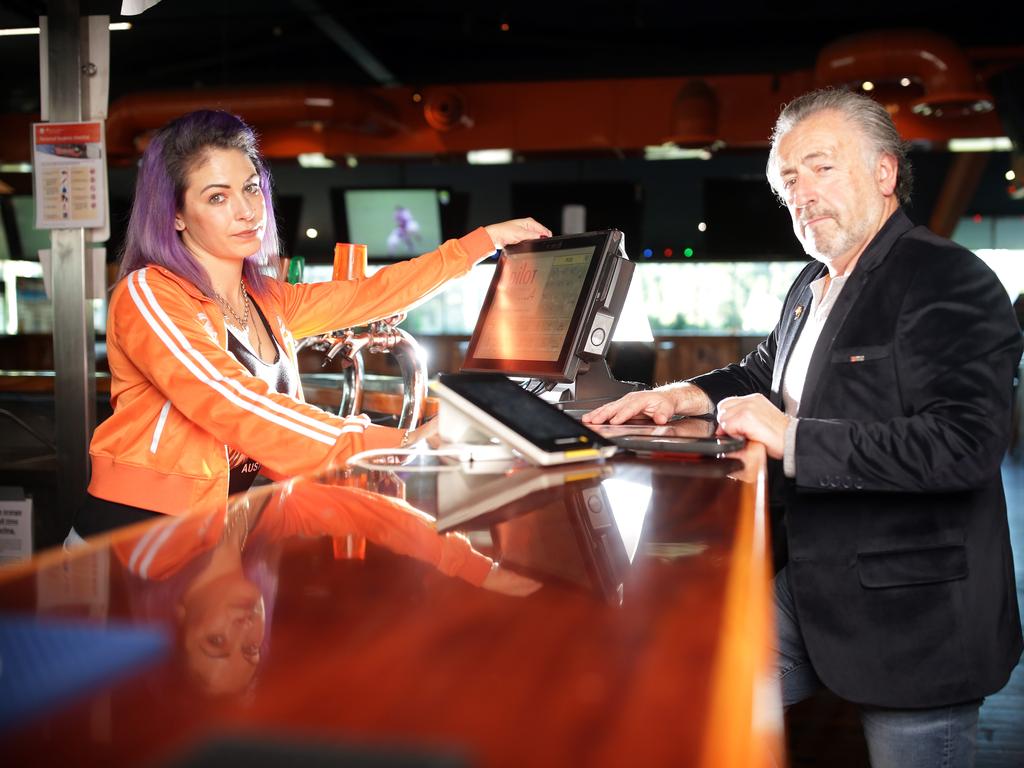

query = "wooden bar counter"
[0,446,781,767]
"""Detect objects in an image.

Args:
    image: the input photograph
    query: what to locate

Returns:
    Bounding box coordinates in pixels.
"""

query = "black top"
[225,298,299,495]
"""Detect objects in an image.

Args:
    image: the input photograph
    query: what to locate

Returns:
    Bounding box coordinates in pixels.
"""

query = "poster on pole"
[31,121,106,230]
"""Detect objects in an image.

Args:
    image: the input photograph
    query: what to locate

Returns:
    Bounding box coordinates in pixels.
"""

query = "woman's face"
[175,147,266,263]
[180,572,266,696]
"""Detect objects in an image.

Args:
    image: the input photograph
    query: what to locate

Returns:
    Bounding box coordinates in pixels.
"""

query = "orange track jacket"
[89,228,495,515]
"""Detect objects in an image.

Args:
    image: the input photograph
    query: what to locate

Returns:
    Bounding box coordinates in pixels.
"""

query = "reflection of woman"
[117,480,538,696]
[117,498,276,696]
[80,109,550,536]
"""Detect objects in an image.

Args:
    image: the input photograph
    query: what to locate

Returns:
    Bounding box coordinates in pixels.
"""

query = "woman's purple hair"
[117,109,281,297]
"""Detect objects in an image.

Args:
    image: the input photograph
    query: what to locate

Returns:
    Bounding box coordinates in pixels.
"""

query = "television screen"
[273,193,303,259]
[340,188,444,260]
[10,196,52,259]
[509,181,643,251]
[702,177,803,260]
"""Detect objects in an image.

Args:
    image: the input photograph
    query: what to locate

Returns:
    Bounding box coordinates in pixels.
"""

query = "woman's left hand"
[483,218,552,249]
[402,417,441,449]
[482,564,543,597]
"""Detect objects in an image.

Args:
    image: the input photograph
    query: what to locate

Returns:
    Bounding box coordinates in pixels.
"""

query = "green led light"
[683,247,694,258]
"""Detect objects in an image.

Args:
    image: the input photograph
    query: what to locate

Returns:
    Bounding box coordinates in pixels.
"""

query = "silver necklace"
[215,281,250,330]
[217,282,266,360]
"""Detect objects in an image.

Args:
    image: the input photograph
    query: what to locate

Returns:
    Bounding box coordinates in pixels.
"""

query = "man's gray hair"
[767,88,913,205]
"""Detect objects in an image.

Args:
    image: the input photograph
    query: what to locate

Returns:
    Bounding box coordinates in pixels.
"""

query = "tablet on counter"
[431,372,618,466]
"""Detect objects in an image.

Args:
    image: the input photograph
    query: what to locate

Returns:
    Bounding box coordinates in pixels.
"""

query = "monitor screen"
[338,188,444,260]
[462,230,632,384]
[702,177,803,260]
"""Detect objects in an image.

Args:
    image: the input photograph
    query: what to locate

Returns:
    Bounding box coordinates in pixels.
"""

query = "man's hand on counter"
[582,382,712,425]
[715,394,789,460]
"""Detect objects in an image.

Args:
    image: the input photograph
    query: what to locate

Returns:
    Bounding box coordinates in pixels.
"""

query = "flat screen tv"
[702,177,803,260]
[330,187,465,262]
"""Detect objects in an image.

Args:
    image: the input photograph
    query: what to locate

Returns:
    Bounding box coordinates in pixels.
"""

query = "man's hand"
[582,383,711,425]
[715,394,790,459]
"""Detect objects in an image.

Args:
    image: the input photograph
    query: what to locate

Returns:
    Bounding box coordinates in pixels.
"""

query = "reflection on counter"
[32,477,541,705]
[351,452,754,607]
[4,441,775,767]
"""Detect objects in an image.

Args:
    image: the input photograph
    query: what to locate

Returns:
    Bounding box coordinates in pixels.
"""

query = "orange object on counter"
[333,243,367,281]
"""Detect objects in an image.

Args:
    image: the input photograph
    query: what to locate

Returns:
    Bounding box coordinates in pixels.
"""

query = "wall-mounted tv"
[702,177,804,260]
[330,187,466,262]
[509,181,643,256]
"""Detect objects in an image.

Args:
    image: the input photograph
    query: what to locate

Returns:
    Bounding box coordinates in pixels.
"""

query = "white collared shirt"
[782,273,849,477]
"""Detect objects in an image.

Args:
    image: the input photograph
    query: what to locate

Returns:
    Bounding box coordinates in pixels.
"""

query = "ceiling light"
[948,137,1013,152]
[467,148,513,165]
[0,163,32,173]
[697,222,707,232]
[900,77,912,87]
[345,154,358,168]
[861,81,875,92]
[644,143,711,161]
[297,152,335,168]
[305,228,318,239]
[1007,170,1017,182]
[0,22,131,36]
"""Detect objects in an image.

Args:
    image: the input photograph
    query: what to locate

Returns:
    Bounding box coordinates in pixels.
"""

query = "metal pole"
[46,0,95,521]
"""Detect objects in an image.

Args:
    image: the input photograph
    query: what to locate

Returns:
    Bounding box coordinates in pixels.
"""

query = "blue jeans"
[774,565,981,768]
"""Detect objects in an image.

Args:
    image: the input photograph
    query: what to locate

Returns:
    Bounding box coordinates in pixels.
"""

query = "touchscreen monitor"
[461,230,633,386]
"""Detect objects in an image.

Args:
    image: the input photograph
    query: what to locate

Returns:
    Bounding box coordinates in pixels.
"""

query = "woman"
[80,109,550,536]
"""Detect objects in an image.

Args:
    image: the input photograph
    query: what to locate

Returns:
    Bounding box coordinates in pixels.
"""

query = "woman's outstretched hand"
[483,218,552,250]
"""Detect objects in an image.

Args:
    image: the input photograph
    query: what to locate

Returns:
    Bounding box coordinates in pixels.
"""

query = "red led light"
[663,247,673,257]
[972,213,982,223]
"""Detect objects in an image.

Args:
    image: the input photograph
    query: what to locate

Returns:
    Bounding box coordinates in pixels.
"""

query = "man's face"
[772,110,897,275]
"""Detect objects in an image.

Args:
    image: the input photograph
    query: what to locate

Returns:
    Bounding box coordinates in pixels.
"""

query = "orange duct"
[815,30,993,118]
[422,87,473,131]
[105,84,405,159]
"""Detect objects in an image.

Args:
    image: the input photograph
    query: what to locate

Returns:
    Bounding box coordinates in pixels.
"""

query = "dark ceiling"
[1,0,1022,115]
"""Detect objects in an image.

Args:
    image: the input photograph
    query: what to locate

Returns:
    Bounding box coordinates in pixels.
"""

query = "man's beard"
[798,208,869,265]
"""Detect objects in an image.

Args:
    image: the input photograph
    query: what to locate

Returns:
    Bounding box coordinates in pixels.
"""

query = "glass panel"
[635,261,808,334]
[975,250,1024,303]
[302,260,810,336]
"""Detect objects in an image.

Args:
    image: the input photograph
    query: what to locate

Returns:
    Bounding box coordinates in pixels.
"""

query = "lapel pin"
[849,354,865,363]
[794,305,804,318]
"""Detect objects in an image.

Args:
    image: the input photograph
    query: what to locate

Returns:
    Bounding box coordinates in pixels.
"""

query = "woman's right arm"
[274,219,551,339]
[109,269,401,477]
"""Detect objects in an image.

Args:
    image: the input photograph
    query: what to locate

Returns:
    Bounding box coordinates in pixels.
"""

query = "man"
[585,88,1022,767]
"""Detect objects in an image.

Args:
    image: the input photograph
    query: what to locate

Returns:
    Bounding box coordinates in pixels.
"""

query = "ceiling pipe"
[105,84,404,158]
[1,66,1011,164]
[815,30,993,119]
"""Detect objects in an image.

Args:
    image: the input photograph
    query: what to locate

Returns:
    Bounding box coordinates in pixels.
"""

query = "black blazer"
[692,209,1023,708]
